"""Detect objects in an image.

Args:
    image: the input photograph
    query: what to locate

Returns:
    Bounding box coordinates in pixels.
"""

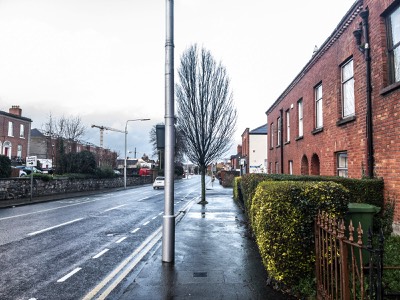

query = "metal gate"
[314,211,396,300]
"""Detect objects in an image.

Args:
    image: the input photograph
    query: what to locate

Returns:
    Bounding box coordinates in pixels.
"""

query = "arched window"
[301,155,309,175]
[311,153,320,175]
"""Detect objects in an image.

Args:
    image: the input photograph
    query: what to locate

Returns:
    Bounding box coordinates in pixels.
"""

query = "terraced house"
[266,0,400,234]
[0,106,32,163]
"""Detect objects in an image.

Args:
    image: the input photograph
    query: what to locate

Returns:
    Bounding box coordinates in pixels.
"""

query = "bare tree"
[42,113,85,141]
[176,44,237,204]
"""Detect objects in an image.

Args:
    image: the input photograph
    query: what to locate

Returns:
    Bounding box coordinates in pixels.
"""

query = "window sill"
[276,145,281,149]
[295,136,303,141]
[284,141,291,145]
[380,81,400,95]
[311,127,324,135]
[336,115,356,126]
[269,147,274,150]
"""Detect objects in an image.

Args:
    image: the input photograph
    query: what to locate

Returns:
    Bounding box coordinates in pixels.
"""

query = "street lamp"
[124,118,150,189]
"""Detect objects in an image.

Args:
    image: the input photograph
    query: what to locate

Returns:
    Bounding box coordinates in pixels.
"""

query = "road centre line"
[131,228,140,233]
[115,237,127,244]
[143,221,150,226]
[57,267,82,283]
[104,204,126,212]
[152,216,157,220]
[93,249,110,259]
[27,218,84,236]
[158,212,163,216]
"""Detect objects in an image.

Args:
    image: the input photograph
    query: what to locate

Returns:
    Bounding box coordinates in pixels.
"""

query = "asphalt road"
[0,175,201,300]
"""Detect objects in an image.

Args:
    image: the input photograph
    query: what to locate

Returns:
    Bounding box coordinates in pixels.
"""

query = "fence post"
[338,219,350,300]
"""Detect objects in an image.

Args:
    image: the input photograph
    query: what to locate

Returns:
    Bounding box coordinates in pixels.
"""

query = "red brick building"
[0,106,32,163]
[266,0,400,234]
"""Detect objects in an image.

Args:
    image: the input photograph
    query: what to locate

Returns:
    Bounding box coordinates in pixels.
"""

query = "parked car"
[114,170,122,175]
[153,176,165,189]
[15,166,43,175]
[139,168,152,176]
[11,167,27,177]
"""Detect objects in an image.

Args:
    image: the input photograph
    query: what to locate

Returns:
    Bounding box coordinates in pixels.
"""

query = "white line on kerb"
[143,221,150,226]
[27,218,84,236]
[93,249,109,259]
[131,228,140,233]
[104,204,126,212]
[115,237,127,244]
[57,267,82,283]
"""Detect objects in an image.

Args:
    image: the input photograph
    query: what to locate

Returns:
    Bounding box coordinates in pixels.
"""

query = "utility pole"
[162,0,175,263]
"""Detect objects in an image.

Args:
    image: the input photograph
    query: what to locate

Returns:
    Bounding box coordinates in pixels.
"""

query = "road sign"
[26,156,37,167]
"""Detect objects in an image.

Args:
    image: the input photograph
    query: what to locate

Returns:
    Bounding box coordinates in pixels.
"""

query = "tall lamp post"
[124,118,150,189]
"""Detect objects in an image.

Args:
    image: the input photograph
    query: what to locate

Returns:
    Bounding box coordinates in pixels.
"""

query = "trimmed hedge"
[233,176,242,203]
[240,174,384,223]
[0,155,11,178]
[252,181,350,287]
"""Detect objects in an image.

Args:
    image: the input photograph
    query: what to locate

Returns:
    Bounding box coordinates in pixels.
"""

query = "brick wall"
[266,0,400,233]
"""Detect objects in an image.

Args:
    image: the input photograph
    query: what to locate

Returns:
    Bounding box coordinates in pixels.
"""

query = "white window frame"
[298,100,303,137]
[277,117,281,146]
[286,110,290,142]
[17,144,22,158]
[386,5,400,83]
[315,84,323,129]
[342,59,355,117]
[337,152,348,178]
[20,124,25,138]
[8,121,13,137]
[270,123,274,148]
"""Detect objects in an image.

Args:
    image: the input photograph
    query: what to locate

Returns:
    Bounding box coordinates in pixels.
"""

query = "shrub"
[94,167,116,179]
[383,235,400,292]
[0,155,11,178]
[252,181,349,287]
[233,177,241,202]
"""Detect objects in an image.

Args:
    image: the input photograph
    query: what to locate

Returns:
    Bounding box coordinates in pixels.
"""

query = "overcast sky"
[0,0,356,160]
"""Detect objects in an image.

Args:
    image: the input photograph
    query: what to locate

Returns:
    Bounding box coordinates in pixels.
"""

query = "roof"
[31,128,44,137]
[265,0,363,115]
[0,110,32,122]
[249,123,268,135]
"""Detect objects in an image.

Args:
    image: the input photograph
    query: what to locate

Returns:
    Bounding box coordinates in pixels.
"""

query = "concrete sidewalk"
[116,183,293,300]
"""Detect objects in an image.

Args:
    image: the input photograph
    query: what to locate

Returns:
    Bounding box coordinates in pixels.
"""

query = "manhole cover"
[193,272,207,278]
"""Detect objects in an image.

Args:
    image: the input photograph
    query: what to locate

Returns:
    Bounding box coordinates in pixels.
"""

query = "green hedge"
[240,174,384,221]
[252,181,350,287]
[233,177,242,203]
[0,155,11,178]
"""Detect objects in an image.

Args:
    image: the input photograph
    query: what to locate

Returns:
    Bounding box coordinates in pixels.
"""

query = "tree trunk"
[198,165,208,205]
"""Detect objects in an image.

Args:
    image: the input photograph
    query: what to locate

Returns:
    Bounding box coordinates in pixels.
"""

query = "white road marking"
[82,227,163,300]
[57,267,82,283]
[143,221,150,226]
[27,218,84,236]
[137,197,149,202]
[115,237,127,244]
[152,216,157,220]
[158,212,163,216]
[131,228,140,233]
[0,201,97,221]
[93,249,109,259]
[104,204,126,212]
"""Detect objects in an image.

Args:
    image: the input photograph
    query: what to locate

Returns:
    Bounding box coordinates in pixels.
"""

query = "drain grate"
[193,272,208,278]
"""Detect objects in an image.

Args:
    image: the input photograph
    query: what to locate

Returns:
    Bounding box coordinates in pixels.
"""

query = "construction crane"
[91,124,125,148]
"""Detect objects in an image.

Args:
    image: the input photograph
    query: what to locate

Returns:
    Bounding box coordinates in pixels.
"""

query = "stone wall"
[0,176,152,200]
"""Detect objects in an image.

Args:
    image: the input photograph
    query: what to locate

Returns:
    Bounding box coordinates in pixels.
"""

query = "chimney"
[9,105,22,116]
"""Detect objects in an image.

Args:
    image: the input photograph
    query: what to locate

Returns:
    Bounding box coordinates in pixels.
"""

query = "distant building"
[0,106,32,163]
[240,124,268,174]
[248,124,268,174]
[30,128,117,169]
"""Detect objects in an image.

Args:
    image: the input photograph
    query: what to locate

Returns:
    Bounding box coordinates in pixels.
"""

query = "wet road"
[0,176,201,300]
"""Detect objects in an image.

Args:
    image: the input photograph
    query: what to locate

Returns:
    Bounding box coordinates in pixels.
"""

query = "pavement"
[116,183,293,300]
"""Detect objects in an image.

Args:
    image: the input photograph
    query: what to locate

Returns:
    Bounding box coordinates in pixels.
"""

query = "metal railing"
[315,211,399,300]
